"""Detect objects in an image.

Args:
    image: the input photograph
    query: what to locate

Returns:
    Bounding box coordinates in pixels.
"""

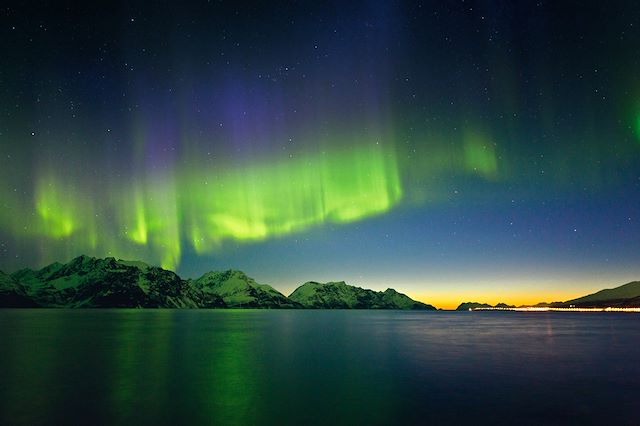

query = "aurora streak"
[5,139,403,270]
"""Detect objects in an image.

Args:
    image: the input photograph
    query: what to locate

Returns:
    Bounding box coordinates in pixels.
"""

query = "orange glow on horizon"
[409,289,586,310]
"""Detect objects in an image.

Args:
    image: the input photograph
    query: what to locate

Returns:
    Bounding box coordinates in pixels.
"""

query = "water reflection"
[1,310,639,425]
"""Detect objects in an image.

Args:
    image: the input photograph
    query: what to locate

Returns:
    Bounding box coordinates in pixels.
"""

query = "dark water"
[1,310,639,425]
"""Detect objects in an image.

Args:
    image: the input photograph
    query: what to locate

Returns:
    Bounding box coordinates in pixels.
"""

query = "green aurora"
[4,139,407,270]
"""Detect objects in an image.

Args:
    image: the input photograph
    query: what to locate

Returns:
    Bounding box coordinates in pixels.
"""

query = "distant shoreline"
[469,307,640,312]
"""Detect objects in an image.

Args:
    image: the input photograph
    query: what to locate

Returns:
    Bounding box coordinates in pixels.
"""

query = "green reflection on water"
[0,311,63,424]
[202,311,261,425]
[102,310,262,424]
[108,311,172,424]
[0,310,407,425]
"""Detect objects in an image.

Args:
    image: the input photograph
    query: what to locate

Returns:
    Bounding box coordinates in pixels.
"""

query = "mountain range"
[456,281,640,310]
[0,255,434,310]
[9,255,225,308]
[2,256,639,310]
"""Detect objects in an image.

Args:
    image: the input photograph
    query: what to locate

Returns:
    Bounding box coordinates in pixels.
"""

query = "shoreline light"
[471,307,640,313]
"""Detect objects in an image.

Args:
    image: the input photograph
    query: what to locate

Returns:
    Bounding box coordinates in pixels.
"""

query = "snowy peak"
[289,280,435,310]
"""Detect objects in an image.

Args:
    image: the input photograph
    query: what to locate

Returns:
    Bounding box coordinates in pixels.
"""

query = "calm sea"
[0,310,639,425]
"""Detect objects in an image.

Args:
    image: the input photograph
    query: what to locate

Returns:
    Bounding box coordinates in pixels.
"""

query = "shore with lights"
[470,306,640,312]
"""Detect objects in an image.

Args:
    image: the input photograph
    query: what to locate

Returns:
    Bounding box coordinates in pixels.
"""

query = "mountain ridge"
[289,280,436,310]
[2,255,432,310]
[561,281,640,308]
[10,255,226,308]
[191,269,301,308]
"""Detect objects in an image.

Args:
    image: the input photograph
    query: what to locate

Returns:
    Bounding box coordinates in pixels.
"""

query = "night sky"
[2,1,640,308]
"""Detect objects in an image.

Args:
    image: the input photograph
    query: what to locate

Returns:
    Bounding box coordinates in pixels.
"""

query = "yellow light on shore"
[470,307,640,313]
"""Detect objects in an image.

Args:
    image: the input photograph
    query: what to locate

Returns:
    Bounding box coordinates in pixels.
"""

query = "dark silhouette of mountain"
[289,281,435,310]
[494,303,516,308]
[456,302,492,311]
[560,281,640,308]
[456,302,515,311]
[10,255,225,308]
[461,282,640,310]
[191,270,301,308]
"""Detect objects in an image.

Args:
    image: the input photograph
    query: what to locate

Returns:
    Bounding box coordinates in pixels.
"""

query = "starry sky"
[1,1,640,308]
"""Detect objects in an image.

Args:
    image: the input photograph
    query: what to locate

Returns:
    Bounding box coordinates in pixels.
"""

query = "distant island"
[456,302,516,311]
[0,255,435,310]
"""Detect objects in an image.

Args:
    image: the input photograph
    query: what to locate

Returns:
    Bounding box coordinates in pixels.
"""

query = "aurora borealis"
[1,1,640,308]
